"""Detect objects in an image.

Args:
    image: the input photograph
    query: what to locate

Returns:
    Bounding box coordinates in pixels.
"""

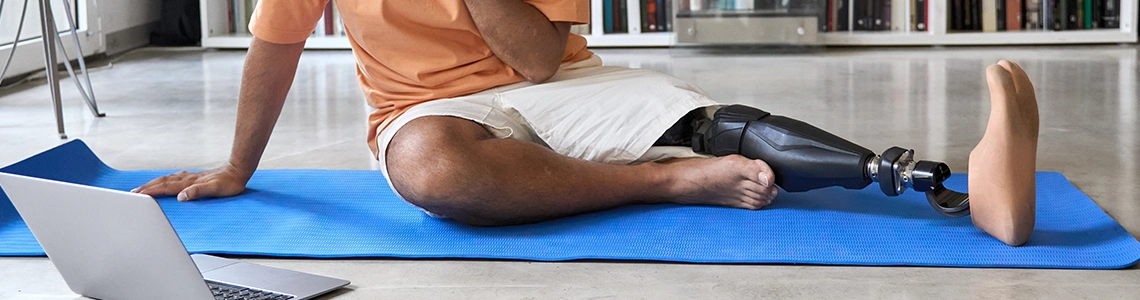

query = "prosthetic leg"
[691,105,970,217]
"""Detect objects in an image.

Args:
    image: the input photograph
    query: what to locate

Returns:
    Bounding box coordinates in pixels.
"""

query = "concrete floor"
[1,46,1138,299]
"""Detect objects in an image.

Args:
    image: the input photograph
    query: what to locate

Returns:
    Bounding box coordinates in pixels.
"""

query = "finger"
[178,182,216,201]
[132,171,192,193]
[137,175,197,197]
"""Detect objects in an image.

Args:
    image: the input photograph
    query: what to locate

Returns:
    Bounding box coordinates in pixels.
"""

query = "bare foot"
[968,60,1040,246]
[656,155,779,210]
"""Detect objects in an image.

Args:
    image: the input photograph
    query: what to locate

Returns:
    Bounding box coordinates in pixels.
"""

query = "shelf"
[584,32,675,47]
[199,0,1139,49]
[823,29,1138,45]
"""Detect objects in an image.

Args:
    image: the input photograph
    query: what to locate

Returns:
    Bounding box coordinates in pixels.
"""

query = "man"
[134,0,1039,246]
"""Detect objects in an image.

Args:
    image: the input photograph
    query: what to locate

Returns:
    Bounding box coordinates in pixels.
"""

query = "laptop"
[0,172,350,300]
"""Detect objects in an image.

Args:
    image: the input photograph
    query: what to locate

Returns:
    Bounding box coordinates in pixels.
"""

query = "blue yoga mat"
[2,140,1138,269]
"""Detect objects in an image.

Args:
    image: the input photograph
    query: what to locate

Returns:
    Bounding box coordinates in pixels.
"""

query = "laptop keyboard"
[207,280,294,300]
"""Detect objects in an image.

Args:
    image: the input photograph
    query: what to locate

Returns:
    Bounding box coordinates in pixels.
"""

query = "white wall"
[97,0,162,34]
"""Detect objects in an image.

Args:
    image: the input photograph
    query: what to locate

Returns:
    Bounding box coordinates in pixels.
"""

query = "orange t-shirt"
[249,0,594,157]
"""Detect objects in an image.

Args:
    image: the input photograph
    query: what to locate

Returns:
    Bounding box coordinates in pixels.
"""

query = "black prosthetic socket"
[691,105,875,192]
[691,105,970,217]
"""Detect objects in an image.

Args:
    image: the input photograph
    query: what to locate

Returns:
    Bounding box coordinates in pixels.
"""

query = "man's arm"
[465,0,571,83]
[134,37,305,200]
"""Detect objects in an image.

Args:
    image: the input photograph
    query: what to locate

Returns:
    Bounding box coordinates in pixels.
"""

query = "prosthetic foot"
[691,105,970,217]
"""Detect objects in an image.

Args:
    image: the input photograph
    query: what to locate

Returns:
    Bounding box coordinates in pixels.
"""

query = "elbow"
[520,67,557,84]
[518,60,561,84]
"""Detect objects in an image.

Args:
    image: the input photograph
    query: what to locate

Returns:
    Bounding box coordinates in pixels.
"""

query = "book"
[736,0,755,9]
[891,0,907,31]
[854,0,873,30]
[951,0,962,30]
[645,0,658,32]
[837,0,850,31]
[962,0,974,30]
[1090,0,1102,28]
[970,0,981,30]
[323,1,334,36]
[1006,0,1022,30]
[1026,0,1042,29]
[1044,0,1055,29]
[227,0,235,33]
[997,0,1007,30]
[604,0,614,32]
[983,0,997,32]
[913,0,927,31]
[875,0,892,30]
[1064,0,1079,29]
[1103,0,1119,28]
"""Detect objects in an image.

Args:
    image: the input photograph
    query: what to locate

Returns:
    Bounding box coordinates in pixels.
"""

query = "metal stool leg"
[38,0,66,139]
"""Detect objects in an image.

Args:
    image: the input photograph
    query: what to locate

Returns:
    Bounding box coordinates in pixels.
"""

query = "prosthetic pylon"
[691,105,970,217]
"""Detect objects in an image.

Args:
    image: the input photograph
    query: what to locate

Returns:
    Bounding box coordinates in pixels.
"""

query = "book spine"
[983,0,997,32]
[855,0,872,30]
[838,0,850,30]
[323,2,334,36]
[604,0,614,33]
[660,0,669,32]
[891,0,907,31]
[736,0,754,9]
[962,0,973,30]
[914,0,927,30]
[1089,0,1098,28]
[652,0,661,31]
[972,0,982,30]
[1065,0,1078,29]
[997,0,1007,30]
[1103,0,1118,28]
[227,0,235,33]
[1007,0,1022,29]
[877,0,892,30]
[1076,0,1085,28]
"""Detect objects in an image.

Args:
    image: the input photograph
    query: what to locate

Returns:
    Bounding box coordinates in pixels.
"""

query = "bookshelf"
[199,0,1137,49]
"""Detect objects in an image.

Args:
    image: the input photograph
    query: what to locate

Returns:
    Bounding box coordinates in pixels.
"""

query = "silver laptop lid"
[0,172,214,300]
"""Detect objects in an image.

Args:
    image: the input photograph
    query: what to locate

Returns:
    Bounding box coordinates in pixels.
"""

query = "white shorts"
[375,55,722,214]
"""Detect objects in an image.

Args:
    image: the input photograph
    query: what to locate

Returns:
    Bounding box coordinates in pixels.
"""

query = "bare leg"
[386,116,780,226]
[969,60,1040,246]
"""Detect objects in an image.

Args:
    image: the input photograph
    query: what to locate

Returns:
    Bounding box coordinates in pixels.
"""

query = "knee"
[384,117,503,226]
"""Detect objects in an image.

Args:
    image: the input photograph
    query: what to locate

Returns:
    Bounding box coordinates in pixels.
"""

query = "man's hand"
[133,166,250,201]
[131,37,304,202]
[465,0,571,83]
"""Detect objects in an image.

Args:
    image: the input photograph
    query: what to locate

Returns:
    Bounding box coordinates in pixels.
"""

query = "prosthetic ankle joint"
[692,105,970,217]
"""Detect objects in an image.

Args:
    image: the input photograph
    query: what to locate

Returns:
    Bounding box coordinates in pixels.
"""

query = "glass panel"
[0,0,79,47]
